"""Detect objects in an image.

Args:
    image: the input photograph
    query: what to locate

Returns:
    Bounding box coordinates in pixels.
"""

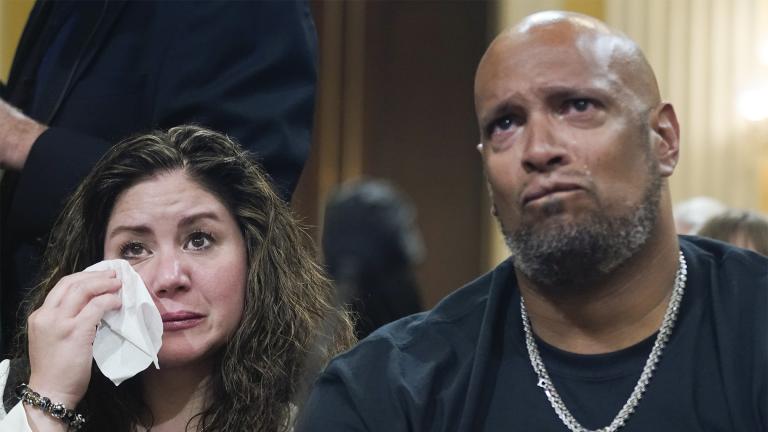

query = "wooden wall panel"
[298,1,489,308]
[360,1,488,307]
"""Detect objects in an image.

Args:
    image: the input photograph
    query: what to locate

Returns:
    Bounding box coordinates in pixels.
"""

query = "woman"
[0,125,355,431]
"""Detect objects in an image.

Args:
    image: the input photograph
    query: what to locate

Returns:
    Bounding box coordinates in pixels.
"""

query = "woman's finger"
[76,291,123,332]
[46,272,122,318]
[43,270,118,309]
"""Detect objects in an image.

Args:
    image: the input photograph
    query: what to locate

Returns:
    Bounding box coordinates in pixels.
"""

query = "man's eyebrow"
[538,85,613,99]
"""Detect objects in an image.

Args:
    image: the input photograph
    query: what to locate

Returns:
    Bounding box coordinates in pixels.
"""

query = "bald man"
[297,12,767,432]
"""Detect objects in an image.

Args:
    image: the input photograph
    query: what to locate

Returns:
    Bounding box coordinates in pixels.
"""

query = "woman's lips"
[161,311,204,331]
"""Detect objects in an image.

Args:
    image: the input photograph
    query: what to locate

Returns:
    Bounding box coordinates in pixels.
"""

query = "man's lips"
[521,182,584,206]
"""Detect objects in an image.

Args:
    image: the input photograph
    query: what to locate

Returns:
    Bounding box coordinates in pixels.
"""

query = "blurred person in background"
[322,179,424,339]
[698,210,768,255]
[672,196,727,235]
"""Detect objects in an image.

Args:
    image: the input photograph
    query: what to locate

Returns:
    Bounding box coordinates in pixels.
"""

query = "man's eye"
[496,117,513,130]
[120,242,147,259]
[562,98,597,114]
[186,231,213,250]
[489,115,520,136]
[573,99,591,112]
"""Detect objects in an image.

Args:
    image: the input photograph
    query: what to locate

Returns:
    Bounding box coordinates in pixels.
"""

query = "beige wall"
[0,0,33,82]
[605,0,768,213]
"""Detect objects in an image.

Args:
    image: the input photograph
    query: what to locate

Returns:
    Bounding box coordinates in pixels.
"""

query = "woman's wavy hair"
[16,125,355,431]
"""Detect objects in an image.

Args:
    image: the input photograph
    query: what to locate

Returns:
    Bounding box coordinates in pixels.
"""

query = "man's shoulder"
[325,260,515,378]
[681,235,768,282]
[681,235,767,330]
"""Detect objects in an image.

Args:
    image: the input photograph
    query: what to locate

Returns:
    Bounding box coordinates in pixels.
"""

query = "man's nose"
[146,250,191,297]
[520,114,570,173]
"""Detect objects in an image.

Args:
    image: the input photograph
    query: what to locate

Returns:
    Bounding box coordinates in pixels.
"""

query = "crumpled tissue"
[85,259,162,385]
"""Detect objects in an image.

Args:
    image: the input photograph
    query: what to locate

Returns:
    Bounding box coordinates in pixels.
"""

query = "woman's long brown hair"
[15,125,355,431]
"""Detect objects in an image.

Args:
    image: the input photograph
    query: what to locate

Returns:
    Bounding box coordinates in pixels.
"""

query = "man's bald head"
[473,11,681,289]
[475,11,661,117]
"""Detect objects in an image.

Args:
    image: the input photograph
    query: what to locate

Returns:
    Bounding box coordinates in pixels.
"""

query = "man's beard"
[501,166,662,290]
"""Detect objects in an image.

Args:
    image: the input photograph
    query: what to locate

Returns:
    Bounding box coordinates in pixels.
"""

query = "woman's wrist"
[16,383,86,430]
[26,379,81,409]
[23,404,69,432]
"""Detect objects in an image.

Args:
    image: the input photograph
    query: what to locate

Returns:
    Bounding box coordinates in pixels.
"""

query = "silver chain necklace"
[520,251,687,432]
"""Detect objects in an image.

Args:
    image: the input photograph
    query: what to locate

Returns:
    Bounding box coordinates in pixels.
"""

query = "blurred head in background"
[698,210,768,255]
[322,179,424,339]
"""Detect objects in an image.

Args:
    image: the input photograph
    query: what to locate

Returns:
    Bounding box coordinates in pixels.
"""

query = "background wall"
[0,0,34,82]
[295,1,490,307]
[604,0,768,212]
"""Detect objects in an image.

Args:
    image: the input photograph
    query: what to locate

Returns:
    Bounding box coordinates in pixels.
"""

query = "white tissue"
[85,259,163,385]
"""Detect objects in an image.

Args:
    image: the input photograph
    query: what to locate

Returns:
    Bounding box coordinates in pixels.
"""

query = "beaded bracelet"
[15,383,86,430]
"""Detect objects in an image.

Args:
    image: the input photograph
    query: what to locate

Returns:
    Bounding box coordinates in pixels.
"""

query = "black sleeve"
[7,127,108,242]
[296,337,418,432]
[296,372,371,432]
[10,0,317,240]
[152,0,317,199]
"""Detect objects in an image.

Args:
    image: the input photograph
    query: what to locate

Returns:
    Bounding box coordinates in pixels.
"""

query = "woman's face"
[103,170,247,369]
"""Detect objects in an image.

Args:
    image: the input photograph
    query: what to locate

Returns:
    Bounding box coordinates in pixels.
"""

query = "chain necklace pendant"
[521,251,687,432]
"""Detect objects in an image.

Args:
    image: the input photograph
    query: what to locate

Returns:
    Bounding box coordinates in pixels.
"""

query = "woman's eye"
[186,231,213,250]
[120,242,147,259]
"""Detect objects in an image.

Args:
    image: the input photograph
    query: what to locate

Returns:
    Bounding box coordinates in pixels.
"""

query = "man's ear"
[651,103,680,177]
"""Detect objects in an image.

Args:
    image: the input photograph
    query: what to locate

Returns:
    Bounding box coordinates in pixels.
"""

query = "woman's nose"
[145,251,191,297]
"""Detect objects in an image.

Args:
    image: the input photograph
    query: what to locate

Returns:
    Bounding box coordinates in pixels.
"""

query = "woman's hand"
[26,270,122,409]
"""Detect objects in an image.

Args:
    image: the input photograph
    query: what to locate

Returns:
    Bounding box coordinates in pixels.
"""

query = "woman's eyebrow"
[107,211,223,240]
[106,224,151,240]
[178,211,222,228]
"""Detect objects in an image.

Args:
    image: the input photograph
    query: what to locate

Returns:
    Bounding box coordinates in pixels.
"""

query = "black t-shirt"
[297,237,768,431]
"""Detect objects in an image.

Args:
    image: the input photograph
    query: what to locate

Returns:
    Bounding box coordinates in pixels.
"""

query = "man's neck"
[516,227,681,355]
